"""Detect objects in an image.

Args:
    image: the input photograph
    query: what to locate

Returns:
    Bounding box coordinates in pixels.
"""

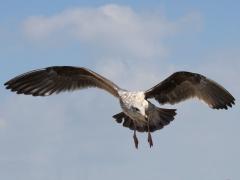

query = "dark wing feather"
[145,71,235,110]
[4,66,120,97]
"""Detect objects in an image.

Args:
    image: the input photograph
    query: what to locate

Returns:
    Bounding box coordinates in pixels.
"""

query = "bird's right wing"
[5,66,120,97]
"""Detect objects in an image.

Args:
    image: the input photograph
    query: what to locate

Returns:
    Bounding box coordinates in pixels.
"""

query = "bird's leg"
[147,119,153,148]
[148,132,153,148]
[133,130,138,149]
[133,124,138,149]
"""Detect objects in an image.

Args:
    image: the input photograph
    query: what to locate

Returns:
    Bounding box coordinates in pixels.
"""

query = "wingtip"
[213,99,235,110]
[227,99,236,109]
[5,85,10,90]
[4,81,10,87]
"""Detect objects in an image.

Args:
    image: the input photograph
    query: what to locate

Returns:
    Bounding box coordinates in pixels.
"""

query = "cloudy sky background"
[0,1,239,180]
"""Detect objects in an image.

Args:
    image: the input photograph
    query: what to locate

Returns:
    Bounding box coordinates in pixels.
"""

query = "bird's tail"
[113,108,177,133]
[147,107,177,132]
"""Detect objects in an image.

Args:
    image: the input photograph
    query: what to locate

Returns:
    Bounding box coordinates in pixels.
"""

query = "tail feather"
[148,107,177,132]
[113,108,177,133]
[113,112,135,131]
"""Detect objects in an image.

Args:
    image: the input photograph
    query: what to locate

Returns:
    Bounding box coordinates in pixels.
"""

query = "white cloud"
[23,4,202,59]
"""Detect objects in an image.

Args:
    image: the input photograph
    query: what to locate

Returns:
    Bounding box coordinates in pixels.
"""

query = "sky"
[0,0,239,180]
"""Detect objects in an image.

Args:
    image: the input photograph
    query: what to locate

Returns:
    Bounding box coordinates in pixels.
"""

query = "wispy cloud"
[23,4,202,60]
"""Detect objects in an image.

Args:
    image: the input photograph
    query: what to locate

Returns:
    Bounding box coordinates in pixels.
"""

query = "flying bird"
[4,66,235,148]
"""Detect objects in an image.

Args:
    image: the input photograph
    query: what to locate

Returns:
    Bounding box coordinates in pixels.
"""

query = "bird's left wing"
[5,66,120,97]
[145,71,235,109]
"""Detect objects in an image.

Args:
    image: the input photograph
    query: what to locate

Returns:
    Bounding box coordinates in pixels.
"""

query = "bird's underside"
[4,66,235,149]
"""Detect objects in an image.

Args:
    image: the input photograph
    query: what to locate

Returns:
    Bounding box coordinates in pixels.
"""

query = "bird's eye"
[132,107,140,112]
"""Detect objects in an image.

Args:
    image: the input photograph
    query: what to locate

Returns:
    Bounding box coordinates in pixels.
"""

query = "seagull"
[4,66,235,148]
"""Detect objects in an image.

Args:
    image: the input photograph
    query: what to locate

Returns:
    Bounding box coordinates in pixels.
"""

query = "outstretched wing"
[5,66,120,97]
[145,71,235,109]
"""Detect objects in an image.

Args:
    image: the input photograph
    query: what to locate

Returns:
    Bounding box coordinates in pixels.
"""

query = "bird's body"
[116,90,176,147]
[4,66,235,148]
[118,91,149,122]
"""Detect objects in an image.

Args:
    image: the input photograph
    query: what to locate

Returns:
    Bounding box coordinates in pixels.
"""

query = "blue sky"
[0,1,239,180]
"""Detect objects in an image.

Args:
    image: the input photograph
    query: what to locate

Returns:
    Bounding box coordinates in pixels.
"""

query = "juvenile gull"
[4,66,235,148]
